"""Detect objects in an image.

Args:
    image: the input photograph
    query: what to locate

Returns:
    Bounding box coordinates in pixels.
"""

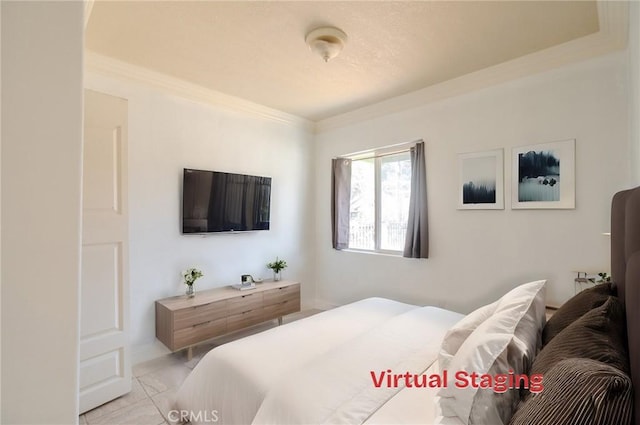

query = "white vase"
[186,284,195,298]
[273,271,281,281]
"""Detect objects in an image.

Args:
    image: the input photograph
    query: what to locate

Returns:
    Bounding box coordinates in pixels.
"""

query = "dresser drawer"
[173,317,227,349]
[227,292,263,315]
[173,299,227,331]
[263,298,300,321]
[263,284,300,305]
[227,307,264,333]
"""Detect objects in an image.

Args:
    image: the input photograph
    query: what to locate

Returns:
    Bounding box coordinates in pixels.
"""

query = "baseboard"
[132,340,172,366]
[314,299,340,311]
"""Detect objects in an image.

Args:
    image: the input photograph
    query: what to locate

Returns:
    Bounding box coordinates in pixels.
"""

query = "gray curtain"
[331,158,352,250]
[403,141,429,258]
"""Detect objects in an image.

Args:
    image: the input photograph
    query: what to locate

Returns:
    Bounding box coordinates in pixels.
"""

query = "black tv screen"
[182,168,271,233]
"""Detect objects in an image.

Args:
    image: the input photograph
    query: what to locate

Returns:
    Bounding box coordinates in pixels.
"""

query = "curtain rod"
[336,139,423,161]
[351,149,409,161]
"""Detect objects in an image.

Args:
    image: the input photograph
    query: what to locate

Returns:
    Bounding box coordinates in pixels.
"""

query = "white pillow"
[437,280,546,425]
[439,299,500,371]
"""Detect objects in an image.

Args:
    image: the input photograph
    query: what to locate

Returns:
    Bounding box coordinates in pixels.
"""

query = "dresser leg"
[278,317,283,326]
[186,346,193,361]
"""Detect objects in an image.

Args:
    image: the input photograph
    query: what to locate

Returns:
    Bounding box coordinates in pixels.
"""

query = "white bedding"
[175,297,420,425]
[364,361,463,425]
[252,306,463,425]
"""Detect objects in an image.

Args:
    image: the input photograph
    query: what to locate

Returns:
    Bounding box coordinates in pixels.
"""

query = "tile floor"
[80,309,322,425]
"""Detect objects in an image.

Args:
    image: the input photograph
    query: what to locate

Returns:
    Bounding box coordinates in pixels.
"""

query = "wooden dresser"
[155,280,300,357]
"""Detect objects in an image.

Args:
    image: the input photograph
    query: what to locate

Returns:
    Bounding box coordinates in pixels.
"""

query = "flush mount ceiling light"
[305,26,348,62]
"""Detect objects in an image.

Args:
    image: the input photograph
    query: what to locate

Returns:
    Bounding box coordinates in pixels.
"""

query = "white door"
[79,89,130,413]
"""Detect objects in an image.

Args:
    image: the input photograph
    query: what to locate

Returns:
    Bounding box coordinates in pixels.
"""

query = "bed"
[176,298,464,424]
[175,186,640,425]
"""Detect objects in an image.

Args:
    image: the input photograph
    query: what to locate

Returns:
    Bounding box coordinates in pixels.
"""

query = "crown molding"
[84,51,315,132]
[315,0,628,133]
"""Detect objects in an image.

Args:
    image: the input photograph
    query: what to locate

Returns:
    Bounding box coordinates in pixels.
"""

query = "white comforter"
[252,306,463,425]
[175,297,419,425]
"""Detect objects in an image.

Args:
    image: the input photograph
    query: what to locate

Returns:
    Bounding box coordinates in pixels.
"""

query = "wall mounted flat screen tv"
[182,168,271,234]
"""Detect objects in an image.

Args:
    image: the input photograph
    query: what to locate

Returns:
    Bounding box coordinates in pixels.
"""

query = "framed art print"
[458,148,504,210]
[511,139,575,209]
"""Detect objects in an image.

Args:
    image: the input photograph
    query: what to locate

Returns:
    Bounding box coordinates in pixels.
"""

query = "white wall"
[314,52,630,312]
[85,73,315,361]
[1,2,83,423]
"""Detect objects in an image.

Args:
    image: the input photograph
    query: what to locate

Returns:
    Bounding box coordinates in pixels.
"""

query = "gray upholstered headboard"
[611,186,640,425]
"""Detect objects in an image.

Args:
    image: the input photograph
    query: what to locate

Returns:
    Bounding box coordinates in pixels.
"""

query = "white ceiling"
[85,1,602,122]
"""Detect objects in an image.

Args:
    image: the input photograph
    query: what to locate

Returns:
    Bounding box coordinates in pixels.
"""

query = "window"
[348,151,412,253]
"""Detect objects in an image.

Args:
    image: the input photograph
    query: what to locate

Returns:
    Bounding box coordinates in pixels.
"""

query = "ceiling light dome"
[305,26,348,62]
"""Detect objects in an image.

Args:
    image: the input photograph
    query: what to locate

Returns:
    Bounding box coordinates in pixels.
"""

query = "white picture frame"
[511,139,575,209]
[457,148,504,210]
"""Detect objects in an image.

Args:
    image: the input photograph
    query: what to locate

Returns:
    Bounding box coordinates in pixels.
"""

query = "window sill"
[340,248,403,258]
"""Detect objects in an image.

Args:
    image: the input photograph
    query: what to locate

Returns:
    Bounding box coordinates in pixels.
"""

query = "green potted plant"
[267,257,287,281]
[182,267,203,298]
[597,272,611,283]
